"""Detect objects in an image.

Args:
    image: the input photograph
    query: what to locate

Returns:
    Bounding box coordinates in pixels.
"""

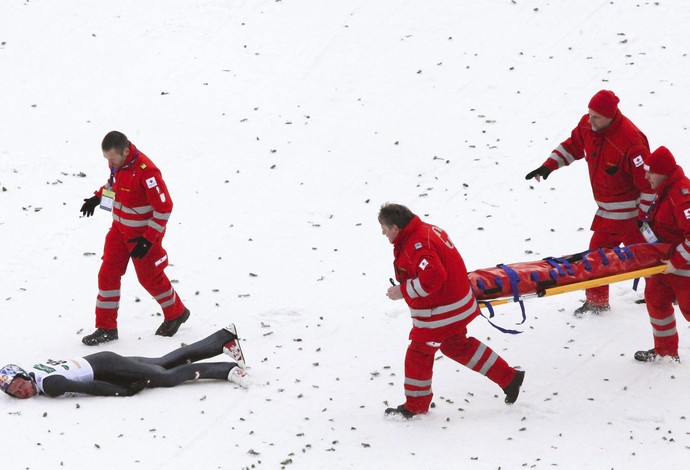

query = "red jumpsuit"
[391,216,517,414]
[542,111,653,306]
[642,166,690,356]
[93,143,187,329]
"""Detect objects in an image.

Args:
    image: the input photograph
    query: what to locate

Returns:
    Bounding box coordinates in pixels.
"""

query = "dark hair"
[101,131,130,153]
[378,203,415,228]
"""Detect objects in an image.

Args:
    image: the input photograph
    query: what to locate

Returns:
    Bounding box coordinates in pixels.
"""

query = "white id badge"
[640,222,658,243]
[100,189,115,212]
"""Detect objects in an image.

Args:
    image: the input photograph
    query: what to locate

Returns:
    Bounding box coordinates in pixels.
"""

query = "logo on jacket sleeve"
[685,208,690,219]
[146,177,158,189]
[419,259,429,270]
[633,155,644,167]
[414,242,422,250]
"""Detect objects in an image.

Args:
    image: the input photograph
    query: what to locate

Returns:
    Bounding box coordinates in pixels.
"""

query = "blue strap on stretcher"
[498,263,527,326]
[580,255,593,272]
[613,246,634,261]
[597,248,609,265]
[478,263,526,335]
[476,278,503,295]
[478,299,523,334]
[544,257,575,277]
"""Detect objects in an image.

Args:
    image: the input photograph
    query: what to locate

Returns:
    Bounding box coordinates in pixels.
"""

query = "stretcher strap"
[476,278,503,295]
[545,258,566,277]
[478,301,523,334]
[597,248,609,265]
[581,255,593,272]
[632,277,641,291]
[530,271,557,290]
[616,246,634,260]
[475,263,528,335]
[497,264,526,325]
[613,246,624,260]
[545,257,575,277]
[564,252,593,272]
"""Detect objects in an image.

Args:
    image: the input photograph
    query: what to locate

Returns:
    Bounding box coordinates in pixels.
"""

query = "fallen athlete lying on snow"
[0,325,249,399]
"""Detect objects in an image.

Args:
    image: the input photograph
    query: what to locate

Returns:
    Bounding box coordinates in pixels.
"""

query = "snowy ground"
[2,1,690,469]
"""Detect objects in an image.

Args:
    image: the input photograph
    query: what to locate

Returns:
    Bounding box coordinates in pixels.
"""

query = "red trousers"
[94,227,186,329]
[643,273,690,356]
[403,326,516,414]
[586,228,647,306]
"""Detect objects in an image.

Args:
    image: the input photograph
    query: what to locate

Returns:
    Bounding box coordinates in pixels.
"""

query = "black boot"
[82,328,119,346]
[574,302,611,315]
[155,308,190,337]
[503,369,525,404]
[384,404,418,419]
[634,348,680,363]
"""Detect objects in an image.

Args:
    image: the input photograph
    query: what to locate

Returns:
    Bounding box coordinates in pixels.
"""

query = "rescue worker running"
[379,203,524,419]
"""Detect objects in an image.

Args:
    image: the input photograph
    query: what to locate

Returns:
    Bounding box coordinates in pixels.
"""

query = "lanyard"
[108,149,139,187]
[643,194,659,223]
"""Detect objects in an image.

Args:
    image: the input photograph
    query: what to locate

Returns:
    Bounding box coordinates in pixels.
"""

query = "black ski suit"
[39,329,238,397]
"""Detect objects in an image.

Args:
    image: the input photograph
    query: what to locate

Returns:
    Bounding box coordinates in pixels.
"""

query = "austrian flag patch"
[146,177,158,189]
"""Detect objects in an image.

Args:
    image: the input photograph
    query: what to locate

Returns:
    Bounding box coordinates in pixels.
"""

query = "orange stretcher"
[469,243,672,332]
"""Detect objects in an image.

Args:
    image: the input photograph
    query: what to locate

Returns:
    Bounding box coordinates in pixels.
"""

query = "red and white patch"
[684,208,690,219]
[633,155,644,167]
[146,177,158,189]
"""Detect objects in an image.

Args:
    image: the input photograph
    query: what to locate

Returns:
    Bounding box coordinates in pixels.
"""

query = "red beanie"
[588,90,620,118]
[644,146,678,175]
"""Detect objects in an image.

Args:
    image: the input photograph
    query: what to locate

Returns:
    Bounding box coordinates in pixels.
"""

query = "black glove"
[80,195,100,217]
[128,236,152,259]
[124,378,149,396]
[525,166,552,181]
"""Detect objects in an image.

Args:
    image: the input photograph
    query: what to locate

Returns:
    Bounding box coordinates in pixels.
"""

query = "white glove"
[663,260,678,274]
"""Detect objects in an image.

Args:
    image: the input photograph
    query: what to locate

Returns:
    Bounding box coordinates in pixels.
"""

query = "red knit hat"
[588,90,620,118]
[644,146,678,175]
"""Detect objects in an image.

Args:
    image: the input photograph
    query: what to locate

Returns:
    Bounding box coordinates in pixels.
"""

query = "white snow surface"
[2,1,690,469]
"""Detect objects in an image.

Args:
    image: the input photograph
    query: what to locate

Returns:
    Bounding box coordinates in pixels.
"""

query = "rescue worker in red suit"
[79,131,190,345]
[379,203,524,419]
[634,146,690,362]
[525,90,654,315]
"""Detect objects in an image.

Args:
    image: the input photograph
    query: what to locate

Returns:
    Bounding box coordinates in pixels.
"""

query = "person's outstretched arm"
[42,375,148,397]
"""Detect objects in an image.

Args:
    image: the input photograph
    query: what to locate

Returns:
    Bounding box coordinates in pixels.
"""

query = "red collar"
[394,215,422,247]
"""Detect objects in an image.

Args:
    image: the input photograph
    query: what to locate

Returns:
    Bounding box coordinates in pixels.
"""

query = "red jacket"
[96,143,173,243]
[392,216,479,342]
[646,166,690,275]
[543,112,653,233]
